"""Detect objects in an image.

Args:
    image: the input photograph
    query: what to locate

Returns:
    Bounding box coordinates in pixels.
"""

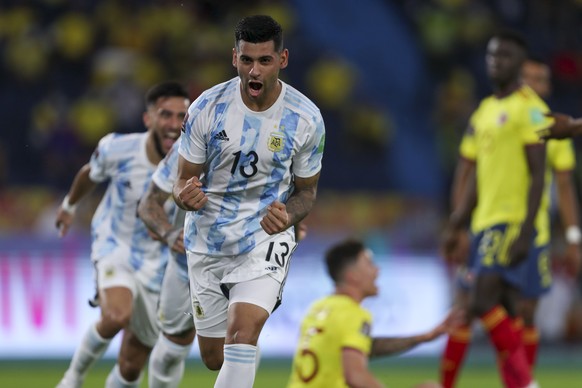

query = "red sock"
[512,317,524,339]
[522,325,539,369]
[481,306,531,388]
[440,325,472,388]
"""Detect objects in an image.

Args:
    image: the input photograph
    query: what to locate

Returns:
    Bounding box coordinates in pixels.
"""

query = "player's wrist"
[566,225,582,245]
[61,195,77,215]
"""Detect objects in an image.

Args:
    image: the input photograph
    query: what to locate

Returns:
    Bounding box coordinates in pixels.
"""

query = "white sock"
[255,345,261,372]
[214,344,257,388]
[106,364,141,388]
[58,322,111,387]
[148,334,192,388]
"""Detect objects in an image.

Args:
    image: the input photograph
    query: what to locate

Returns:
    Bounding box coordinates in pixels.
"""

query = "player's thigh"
[187,253,229,338]
[96,256,137,323]
[225,275,282,344]
[158,255,194,339]
[128,281,161,348]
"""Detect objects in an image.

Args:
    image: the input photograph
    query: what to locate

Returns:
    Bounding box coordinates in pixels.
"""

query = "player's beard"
[153,131,167,159]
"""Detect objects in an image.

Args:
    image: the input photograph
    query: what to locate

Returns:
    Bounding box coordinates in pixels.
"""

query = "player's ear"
[232,48,237,68]
[143,110,151,129]
[280,48,289,69]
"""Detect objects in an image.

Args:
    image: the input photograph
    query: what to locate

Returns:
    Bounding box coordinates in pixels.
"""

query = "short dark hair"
[234,15,284,52]
[491,29,529,54]
[325,239,366,284]
[145,81,189,107]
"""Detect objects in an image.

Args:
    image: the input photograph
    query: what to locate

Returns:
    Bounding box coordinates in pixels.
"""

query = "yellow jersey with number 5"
[288,295,372,388]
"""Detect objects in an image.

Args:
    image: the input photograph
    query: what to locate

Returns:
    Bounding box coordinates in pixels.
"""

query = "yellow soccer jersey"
[537,139,577,243]
[459,85,553,235]
[288,295,373,388]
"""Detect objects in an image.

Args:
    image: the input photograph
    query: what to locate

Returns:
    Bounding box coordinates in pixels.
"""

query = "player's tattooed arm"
[138,182,173,241]
[260,172,320,235]
[286,172,320,227]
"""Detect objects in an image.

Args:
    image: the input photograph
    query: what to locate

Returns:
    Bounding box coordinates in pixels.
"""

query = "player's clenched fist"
[260,201,289,235]
[177,176,208,211]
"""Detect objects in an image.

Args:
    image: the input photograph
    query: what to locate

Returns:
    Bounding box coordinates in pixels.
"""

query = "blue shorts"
[522,243,551,298]
[464,223,550,297]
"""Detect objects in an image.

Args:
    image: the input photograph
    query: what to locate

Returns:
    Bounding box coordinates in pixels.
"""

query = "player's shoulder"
[191,78,238,110]
[97,132,146,156]
[514,85,548,106]
[282,81,323,122]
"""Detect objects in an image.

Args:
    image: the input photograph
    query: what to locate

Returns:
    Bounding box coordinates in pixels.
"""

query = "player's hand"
[294,221,308,242]
[537,112,575,140]
[177,176,207,211]
[165,227,186,255]
[441,226,470,266]
[426,308,466,341]
[55,208,74,238]
[563,243,582,278]
[508,233,530,267]
[260,201,289,235]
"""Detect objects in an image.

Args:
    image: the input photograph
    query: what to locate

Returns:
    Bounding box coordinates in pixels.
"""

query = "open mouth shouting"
[248,80,263,97]
[162,131,180,151]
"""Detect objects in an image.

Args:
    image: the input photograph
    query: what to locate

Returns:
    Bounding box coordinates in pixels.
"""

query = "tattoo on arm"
[285,174,319,227]
[138,183,172,240]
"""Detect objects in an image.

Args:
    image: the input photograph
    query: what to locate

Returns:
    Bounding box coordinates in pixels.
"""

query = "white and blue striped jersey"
[152,140,189,282]
[179,77,325,256]
[89,132,175,292]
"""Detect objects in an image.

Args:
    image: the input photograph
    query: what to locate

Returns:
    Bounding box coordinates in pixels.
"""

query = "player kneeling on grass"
[287,238,462,388]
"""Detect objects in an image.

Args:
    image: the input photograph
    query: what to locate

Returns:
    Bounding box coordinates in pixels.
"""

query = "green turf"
[2,355,580,387]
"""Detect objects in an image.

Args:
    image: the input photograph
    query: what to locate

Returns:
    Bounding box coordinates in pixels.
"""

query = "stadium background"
[1,0,581,386]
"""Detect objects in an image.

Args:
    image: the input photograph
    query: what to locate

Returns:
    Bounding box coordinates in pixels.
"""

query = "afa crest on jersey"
[268,132,285,152]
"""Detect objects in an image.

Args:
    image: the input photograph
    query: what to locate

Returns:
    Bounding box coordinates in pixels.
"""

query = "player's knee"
[118,358,143,382]
[101,308,132,330]
[227,324,262,345]
[470,298,495,318]
[201,351,223,370]
[518,301,537,326]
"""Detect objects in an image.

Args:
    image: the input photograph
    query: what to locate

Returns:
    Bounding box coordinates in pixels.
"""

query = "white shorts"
[158,255,194,335]
[187,232,296,338]
[96,254,160,347]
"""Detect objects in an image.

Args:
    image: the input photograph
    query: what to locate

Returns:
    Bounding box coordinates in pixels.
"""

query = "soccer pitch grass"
[2,353,581,388]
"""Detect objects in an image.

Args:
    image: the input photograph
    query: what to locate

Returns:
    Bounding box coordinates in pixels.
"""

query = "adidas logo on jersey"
[214,130,229,141]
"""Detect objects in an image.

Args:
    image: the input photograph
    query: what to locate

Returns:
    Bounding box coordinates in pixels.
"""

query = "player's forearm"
[66,164,97,205]
[369,335,428,358]
[138,184,173,240]
[285,186,317,227]
[556,171,580,230]
[522,174,545,236]
[172,178,189,210]
[449,167,476,230]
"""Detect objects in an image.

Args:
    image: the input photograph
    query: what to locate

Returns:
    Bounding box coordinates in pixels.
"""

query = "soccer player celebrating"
[55,81,190,388]
[288,239,461,388]
[440,56,581,387]
[173,15,326,388]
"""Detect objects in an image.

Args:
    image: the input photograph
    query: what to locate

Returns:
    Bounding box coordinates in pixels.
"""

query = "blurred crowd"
[1,0,582,231]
